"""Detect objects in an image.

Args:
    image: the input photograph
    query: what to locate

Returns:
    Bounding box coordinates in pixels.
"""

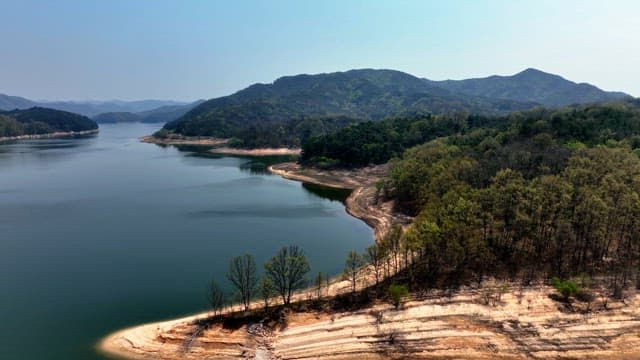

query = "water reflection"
[302,182,352,203]
[0,135,97,163]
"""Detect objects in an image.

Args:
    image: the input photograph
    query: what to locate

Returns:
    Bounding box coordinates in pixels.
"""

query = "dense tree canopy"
[376,101,640,293]
[302,100,640,168]
[0,107,97,138]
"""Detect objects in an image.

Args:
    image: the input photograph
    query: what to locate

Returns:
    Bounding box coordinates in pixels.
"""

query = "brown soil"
[268,162,412,241]
[100,287,640,360]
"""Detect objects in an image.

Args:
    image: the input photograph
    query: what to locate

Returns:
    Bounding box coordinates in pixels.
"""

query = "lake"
[0,123,373,360]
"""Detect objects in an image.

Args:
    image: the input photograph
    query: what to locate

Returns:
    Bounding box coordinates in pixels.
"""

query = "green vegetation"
[200,99,640,320]
[301,114,474,167]
[302,100,640,168]
[375,100,640,296]
[551,278,582,302]
[428,68,629,107]
[387,284,409,309]
[227,116,362,149]
[161,69,535,142]
[0,107,98,138]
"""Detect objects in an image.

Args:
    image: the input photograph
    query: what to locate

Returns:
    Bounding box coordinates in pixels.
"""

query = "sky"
[0,0,638,101]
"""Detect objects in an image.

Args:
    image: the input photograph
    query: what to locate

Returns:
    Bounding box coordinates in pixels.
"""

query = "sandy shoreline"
[210,147,301,156]
[0,129,99,142]
[99,162,640,359]
[140,135,229,146]
[100,286,640,360]
[141,135,301,156]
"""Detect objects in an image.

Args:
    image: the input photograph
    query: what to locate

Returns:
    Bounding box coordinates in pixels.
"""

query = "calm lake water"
[0,123,372,360]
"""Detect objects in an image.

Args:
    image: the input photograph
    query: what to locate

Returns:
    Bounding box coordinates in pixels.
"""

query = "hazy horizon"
[1,0,638,101]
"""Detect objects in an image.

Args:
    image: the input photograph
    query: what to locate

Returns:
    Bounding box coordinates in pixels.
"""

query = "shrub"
[551,277,582,302]
[387,284,409,310]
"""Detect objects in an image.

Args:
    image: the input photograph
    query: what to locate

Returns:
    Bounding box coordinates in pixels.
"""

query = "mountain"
[0,95,189,117]
[0,107,98,138]
[36,99,189,117]
[0,94,37,110]
[165,69,536,137]
[92,112,142,123]
[93,100,205,124]
[426,68,631,107]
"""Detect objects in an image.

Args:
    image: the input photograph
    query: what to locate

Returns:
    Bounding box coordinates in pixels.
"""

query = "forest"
[206,100,640,315]
[373,100,640,299]
[0,107,98,138]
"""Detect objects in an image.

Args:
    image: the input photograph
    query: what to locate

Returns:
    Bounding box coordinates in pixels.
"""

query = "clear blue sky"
[1,0,638,101]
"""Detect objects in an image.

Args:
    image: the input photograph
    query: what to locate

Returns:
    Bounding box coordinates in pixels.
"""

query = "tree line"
[301,100,640,168]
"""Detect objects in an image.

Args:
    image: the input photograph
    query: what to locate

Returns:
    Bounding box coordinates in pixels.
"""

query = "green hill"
[427,68,630,107]
[164,69,537,138]
[0,107,98,138]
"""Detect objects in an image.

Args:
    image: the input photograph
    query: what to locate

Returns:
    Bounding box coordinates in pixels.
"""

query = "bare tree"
[315,272,324,300]
[344,250,363,293]
[226,254,258,311]
[258,276,275,311]
[366,245,384,287]
[208,280,225,317]
[265,245,310,306]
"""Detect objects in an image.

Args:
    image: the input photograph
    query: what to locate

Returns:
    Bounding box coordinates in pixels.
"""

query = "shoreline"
[211,147,301,156]
[0,129,99,142]
[140,135,229,146]
[140,134,301,156]
[268,162,412,241]
[99,161,640,360]
[99,161,408,359]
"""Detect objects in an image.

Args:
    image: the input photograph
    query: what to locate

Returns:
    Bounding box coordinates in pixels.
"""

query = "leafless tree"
[265,245,310,306]
[226,254,258,311]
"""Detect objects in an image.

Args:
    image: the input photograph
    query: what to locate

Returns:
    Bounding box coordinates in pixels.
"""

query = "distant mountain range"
[425,68,629,106]
[92,100,205,124]
[0,95,190,117]
[165,68,631,138]
[2,68,633,138]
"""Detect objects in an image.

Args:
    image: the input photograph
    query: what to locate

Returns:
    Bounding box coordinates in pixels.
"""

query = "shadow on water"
[172,145,298,175]
[302,183,352,203]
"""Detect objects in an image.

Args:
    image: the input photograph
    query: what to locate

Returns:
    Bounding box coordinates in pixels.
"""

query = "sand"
[140,135,229,146]
[210,147,301,156]
[99,286,640,360]
[0,129,99,142]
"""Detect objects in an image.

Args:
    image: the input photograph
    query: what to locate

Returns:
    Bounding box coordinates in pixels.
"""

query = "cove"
[0,123,372,360]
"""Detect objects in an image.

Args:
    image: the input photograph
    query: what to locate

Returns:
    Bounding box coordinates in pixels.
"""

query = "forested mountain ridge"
[0,107,98,138]
[0,94,189,117]
[92,100,205,124]
[298,99,640,295]
[163,69,537,138]
[427,68,631,106]
[302,99,640,168]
